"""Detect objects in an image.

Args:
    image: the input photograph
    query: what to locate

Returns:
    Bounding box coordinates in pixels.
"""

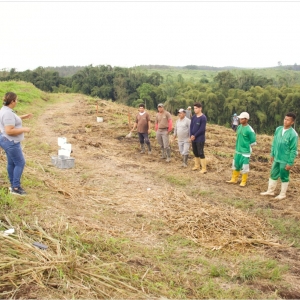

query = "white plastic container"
[58,149,71,157]
[58,137,67,146]
[61,143,72,151]
[51,156,75,169]
[97,117,103,122]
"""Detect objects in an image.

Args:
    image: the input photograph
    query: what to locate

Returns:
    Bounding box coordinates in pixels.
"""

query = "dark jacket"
[190,114,207,143]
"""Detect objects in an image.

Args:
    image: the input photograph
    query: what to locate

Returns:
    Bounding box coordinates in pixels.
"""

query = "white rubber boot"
[260,179,278,196]
[275,182,289,200]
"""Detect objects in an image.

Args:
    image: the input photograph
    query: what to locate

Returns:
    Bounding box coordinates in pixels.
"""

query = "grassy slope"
[0,81,299,299]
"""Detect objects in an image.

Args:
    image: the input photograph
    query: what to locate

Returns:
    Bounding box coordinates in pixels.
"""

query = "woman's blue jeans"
[0,135,25,189]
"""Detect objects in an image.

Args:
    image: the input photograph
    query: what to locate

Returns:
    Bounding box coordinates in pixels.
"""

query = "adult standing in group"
[131,103,151,154]
[231,113,239,132]
[260,112,298,200]
[155,103,173,162]
[0,92,32,195]
[173,109,191,167]
[185,106,192,119]
[226,112,256,187]
[190,102,207,173]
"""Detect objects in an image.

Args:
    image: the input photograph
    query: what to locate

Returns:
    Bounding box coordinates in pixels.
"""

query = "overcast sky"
[1,1,299,71]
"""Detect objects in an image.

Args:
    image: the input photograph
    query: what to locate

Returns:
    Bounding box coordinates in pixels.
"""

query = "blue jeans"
[0,135,25,188]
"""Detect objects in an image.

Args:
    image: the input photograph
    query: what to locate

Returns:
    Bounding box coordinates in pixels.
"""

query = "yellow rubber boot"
[226,170,240,184]
[240,173,248,187]
[192,157,201,171]
[200,158,207,174]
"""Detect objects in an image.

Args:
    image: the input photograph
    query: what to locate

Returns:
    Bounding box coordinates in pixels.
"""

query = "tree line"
[0,65,299,134]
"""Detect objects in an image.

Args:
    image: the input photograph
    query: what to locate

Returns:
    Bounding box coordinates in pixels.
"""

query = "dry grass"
[1,94,300,298]
[0,217,143,299]
[156,189,292,251]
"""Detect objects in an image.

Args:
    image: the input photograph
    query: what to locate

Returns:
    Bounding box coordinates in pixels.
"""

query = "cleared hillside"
[0,82,300,299]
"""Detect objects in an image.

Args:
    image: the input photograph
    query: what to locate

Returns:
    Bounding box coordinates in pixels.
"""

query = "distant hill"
[271,64,300,71]
[44,66,85,77]
[138,64,300,72]
[138,65,245,71]
[42,64,300,78]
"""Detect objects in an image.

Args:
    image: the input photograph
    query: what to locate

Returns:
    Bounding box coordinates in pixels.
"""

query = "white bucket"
[58,137,67,146]
[61,143,72,151]
[97,117,103,122]
[58,149,71,157]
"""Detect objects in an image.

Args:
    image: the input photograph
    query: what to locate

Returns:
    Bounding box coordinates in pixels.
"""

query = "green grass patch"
[223,197,255,209]
[0,81,51,113]
[236,258,288,282]
[166,234,198,248]
[209,264,229,278]
[166,175,190,186]
[211,150,233,158]
[197,279,260,299]
[0,188,15,210]
[269,217,300,248]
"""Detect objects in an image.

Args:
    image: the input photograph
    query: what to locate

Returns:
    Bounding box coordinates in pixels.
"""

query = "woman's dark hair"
[286,112,296,121]
[3,92,17,106]
[139,103,145,108]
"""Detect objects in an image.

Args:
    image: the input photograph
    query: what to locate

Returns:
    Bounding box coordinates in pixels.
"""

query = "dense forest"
[1,65,300,134]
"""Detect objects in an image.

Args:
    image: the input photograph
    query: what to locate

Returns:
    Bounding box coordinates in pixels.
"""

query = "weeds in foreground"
[197,280,260,299]
[0,188,15,211]
[223,197,255,209]
[269,217,300,248]
[165,175,190,186]
[237,258,288,282]
[1,212,289,299]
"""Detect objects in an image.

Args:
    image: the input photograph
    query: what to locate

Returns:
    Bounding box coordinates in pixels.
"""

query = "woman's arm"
[5,125,31,136]
[19,113,33,120]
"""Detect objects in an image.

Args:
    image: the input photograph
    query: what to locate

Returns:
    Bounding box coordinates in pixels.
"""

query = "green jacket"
[235,124,256,155]
[271,126,298,165]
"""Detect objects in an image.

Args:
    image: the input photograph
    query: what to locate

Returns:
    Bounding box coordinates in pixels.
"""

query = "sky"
[0,1,299,71]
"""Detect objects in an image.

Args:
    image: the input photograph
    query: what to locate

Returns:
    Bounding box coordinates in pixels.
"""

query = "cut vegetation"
[0,81,300,299]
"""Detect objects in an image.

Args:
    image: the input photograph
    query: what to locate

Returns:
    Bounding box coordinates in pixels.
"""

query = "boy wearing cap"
[260,112,298,200]
[155,103,173,162]
[173,109,191,167]
[226,112,256,187]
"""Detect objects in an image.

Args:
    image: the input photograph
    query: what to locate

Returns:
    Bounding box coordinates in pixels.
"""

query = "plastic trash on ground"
[125,132,132,138]
[33,242,48,250]
[3,228,15,236]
